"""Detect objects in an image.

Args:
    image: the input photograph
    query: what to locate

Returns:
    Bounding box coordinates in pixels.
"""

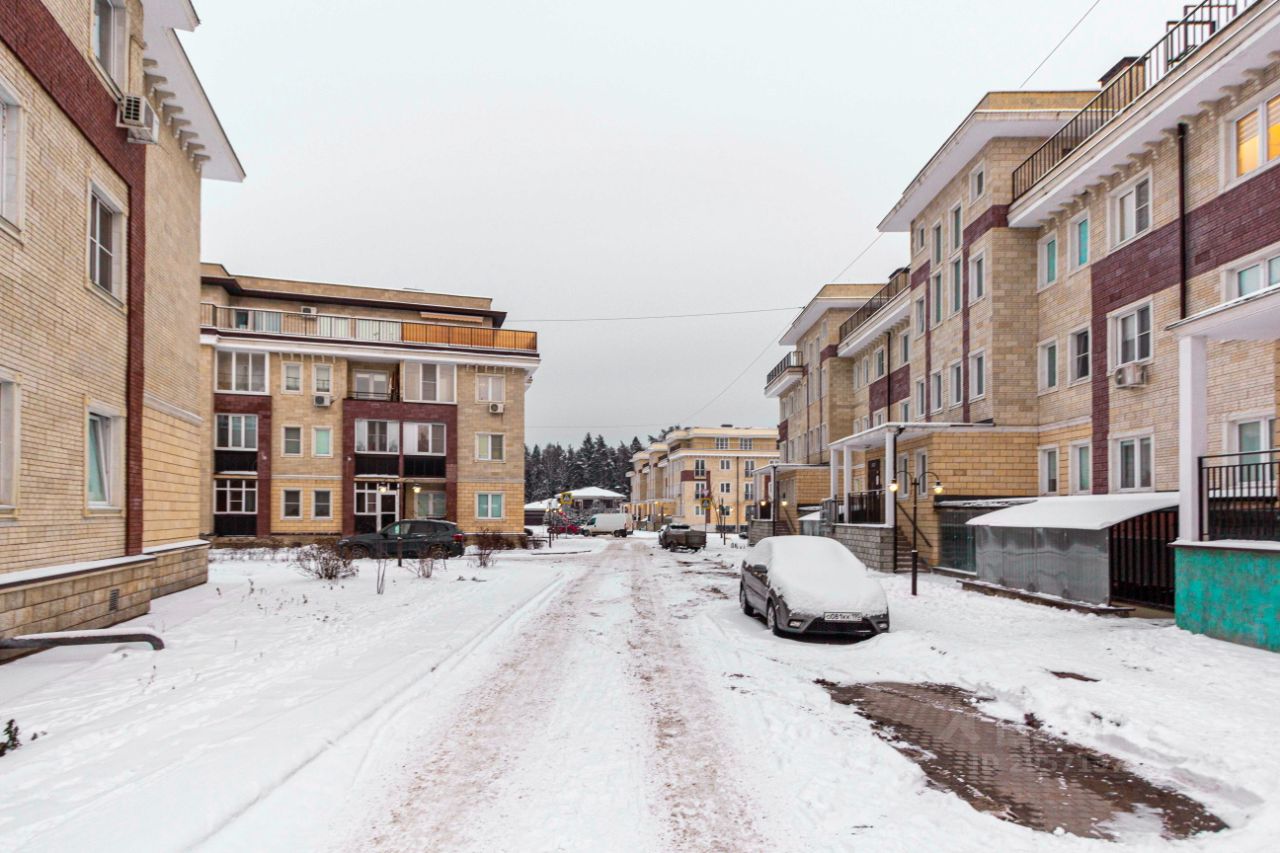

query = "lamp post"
[888,467,943,596]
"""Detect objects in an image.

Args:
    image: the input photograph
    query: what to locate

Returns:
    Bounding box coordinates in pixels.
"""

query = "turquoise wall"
[1175,545,1280,652]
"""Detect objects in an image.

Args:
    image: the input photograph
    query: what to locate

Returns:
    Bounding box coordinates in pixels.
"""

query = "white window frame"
[281,488,303,520]
[1109,299,1154,369]
[281,425,303,457]
[718,481,732,494]
[914,379,926,420]
[215,413,258,451]
[1112,432,1155,493]
[969,163,986,202]
[929,370,943,414]
[476,492,505,520]
[931,272,943,326]
[914,297,926,337]
[87,181,126,301]
[949,361,963,407]
[1221,239,1280,301]
[874,347,886,379]
[1069,441,1092,495]
[1038,446,1060,495]
[476,373,507,403]
[719,459,731,471]
[949,203,963,252]
[313,363,333,395]
[312,489,333,520]
[282,361,303,394]
[968,250,986,302]
[91,0,128,89]
[931,221,943,264]
[1037,231,1058,290]
[714,437,730,450]
[949,257,964,316]
[899,332,910,365]
[405,422,446,456]
[1068,326,1091,384]
[214,478,257,515]
[968,350,986,400]
[738,438,753,450]
[85,404,123,510]
[355,419,399,454]
[216,350,268,394]
[1069,213,1090,271]
[476,432,506,462]
[1038,338,1058,392]
[312,425,333,458]
[1110,171,1153,248]
[0,372,18,509]
[353,369,391,400]
[0,78,26,231]
[1224,86,1280,186]
[899,400,911,422]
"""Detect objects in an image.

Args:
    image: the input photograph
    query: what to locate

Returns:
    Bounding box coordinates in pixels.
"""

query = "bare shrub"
[473,529,506,568]
[292,542,357,581]
[407,553,439,579]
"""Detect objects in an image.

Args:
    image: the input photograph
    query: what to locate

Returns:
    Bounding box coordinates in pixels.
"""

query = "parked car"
[582,512,631,537]
[659,523,706,552]
[740,536,889,638]
[338,520,465,559]
[548,522,582,535]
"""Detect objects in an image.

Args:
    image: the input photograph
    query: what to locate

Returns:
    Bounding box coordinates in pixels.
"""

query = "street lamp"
[889,466,943,596]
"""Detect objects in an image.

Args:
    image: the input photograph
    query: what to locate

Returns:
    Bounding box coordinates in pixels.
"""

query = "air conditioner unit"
[1113,363,1148,388]
[117,94,160,144]
[313,394,333,407]
[299,306,318,316]
[488,402,505,415]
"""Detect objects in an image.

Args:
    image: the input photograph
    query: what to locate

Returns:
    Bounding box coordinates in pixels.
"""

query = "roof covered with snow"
[967,493,1179,531]
[525,487,625,509]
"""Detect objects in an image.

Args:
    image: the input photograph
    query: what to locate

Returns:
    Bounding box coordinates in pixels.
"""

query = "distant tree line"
[524,427,684,501]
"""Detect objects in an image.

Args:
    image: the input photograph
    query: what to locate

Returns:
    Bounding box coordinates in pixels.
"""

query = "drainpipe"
[1177,122,1189,319]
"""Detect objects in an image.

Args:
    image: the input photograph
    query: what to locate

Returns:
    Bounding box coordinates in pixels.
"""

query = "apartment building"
[1,0,241,653]
[825,1,1280,600]
[626,427,778,531]
[199,267,539,540]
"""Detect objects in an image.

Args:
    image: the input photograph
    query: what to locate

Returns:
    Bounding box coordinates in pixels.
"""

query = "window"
[1071,216,1090,269]
[216,351,267,393]
[743,483,754,500]
[355,419,399,453]
[86,410,119,507]
[1039,447,1059,495]
[88,187,124,298]
[476,492,505,519]
[1115,435,1154,491]
[215,479,257,514]
[1234,418,1276,483]
[873,410,885,427]
[416,489,447,518]
[950,259,963,314]
[694,459,707,475]
[694,482,709,499]
[313,489,332,520]
[282,363,302,393]
[719,459,731,471]
[950,205,963,251]
[313,426,332,457]
[1039,340,1058,391]
[0,84,23,227]
[914,298,926,336]
[1114,304,1152,365]
[407,363,456,403]
[353,482,381,515]
[1231,94,1280,178]
[1071,442,1092,494]
[719,482,732,494]
[969,351,985,399]
[917,226,925,251]
[899,333,910,365]
[874,347,886,378]
[215,414,258,450]
[950,362,963,406]
[92,0,127,85]
[744,461,755,475]
[0,377,16,507]
[1038,233,1057,289]
[931,273,943,325]
[1230,250,1280,298]
[281,426,302,456]
[476,374,506,402]
[970,165,985,201]
[899,400,911,422]
[353,370,390,400]
[313,364,332,394]
[738,438,753,450]
[1069,328,1091,382]
[932,223,943,264]
[405,422,446,455]
[1114,176,1151,245]
[282,489,302,519]
[915,379,926,418]
[476,433,505,462]
[929,371,942,413]
[715,437,730,450]
[969,252,985,301]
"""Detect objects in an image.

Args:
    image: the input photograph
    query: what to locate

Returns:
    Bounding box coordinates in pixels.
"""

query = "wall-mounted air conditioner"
[299,306,318,316]
[313,394,333,407]
[488,402,505,415]
[1113,363,1148,388]
[117,94,159,144]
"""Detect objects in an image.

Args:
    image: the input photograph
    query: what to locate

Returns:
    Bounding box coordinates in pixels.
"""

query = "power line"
[511,306,802,323]
[827,231,885,283]
[681,318,795,425]
[1020,0,1107,88]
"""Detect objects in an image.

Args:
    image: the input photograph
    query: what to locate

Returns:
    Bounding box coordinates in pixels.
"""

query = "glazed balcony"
[200,303,538,354]
[765,352,803,398]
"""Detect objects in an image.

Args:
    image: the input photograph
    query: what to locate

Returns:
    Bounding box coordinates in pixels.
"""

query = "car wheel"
[427,545,449,560]
[766,600,784,637]
[347,545,370,560]
[739,584,754,617]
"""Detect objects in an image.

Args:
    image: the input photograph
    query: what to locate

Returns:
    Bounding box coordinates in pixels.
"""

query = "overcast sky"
[187,0,1189,447]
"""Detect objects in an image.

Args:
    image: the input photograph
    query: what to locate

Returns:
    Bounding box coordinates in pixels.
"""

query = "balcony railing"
[1200,449,1278,541]
[823,490,885,525]
[1013,0,1259,200]
[766,351,803,386]
[200,303,538,353]
[838,275,909,344]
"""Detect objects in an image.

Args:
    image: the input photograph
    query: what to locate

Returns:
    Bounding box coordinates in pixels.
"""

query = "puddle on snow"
[818,681,1226,842]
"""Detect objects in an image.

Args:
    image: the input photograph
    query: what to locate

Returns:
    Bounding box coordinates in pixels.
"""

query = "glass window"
[1040,341,1058,390]
[929,372,942,413]
[1270,95,1280,162]
[1234,254,1280,297]
[915,380,926,418]
[1074,218,1089,267]
[1040,236,1057,287]
[0,379,14,506]
[407,422,446,455]
[87,412,111,505]
[900,333,910,364]
[93,0,124,82]
[715,437,729,450]
[476,374,506,402]
[313,426,332,457]
[313,490,332,519]
[970,254,985,301]
[1117,305,1152,365]
[353,370,390,400]
[1117,436,1153,491]
[950,363,963,405]
[282,426,302,456]
[951,259,963,312]
[1116,178,1151,244]
[1073,444,1092,493]
[216,414,258,450]
[477,433,505,461]
[914,298,926,335]
[1040,448,1059,494]
[1070,328,1091,381]
[719,459,731,470]
[415,489,447,518]
[419,364,456,402]
[88,191,119,296]
[969,352,985,399]
[215,479,257,514]
[314,364,332,394]
[874,348,886,378]
[282,489,302,519]
[356,419,399,453]
[738,438,753,450]
[931,273,943,325]
[477,492,504,519]
[216,351,266,393]
[971,167,984,200]
[951,206,962,250]
[932,224,942,263]
[1237,111,1260,176]
[1,94,23,226]
[282,363,302,392]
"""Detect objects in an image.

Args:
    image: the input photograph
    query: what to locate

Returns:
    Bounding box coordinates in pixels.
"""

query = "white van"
[582,512,630,537]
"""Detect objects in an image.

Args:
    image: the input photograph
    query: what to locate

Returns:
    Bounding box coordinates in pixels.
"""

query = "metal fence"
[1109,508,1179,610]
[1200,449,1279,541]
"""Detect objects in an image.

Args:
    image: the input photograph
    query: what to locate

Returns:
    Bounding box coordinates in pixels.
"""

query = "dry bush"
[406,553,440,579]
[292,541,358,581]
[473,529,507,568]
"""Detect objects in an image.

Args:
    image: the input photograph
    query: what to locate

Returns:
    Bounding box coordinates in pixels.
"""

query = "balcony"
[200,303,538,354]
[764,352,803,398]
[214,449,257,473]
[836,272,912,357]
[404,455,447,478]
[1012,0,1260,201]
[354,454,399,477]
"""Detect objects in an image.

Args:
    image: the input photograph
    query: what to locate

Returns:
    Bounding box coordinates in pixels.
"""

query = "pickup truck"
[659,523,707,552]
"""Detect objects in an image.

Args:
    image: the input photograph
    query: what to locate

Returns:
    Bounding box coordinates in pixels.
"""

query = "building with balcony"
[1,0,242,656]
[627,427,778,532]
[199,266,539,540]
[825,0,1280,614]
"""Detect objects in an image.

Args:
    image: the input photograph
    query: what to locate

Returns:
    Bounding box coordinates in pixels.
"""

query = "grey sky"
[188,0,1189,447]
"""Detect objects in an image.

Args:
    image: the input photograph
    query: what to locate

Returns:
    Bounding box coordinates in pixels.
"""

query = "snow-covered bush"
[292,543,357,581]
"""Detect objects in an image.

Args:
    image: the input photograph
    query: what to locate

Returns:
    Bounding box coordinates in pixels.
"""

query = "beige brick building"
[199,267,539,539]
[1,0,241,655]
[626,427,777,531]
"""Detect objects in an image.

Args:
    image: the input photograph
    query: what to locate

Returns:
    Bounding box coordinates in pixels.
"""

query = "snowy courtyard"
[2,534,1278,852]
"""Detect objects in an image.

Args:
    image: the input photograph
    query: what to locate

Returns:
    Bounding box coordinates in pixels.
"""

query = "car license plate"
[824,612,859,622]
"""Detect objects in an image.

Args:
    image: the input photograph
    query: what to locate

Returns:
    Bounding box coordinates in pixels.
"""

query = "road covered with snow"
[2,533,1279,852]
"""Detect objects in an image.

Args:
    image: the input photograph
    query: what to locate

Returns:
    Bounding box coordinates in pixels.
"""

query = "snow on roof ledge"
[967,493,1178,531]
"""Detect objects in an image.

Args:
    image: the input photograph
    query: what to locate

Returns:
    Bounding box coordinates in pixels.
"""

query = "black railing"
[404,455,447,478]
[214,514,257,536]
[1012,0,1259,200]
[838,275,910,344]
[1200,449,1279,541]
[1109,508,1178,610]
[214,450,258,473]
[829,490,883,525]
[355,454,400,476]
[766,351,802,386]
[347,390,400,402]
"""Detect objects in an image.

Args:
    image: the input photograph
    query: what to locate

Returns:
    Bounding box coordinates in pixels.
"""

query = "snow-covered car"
[740,535,889,638]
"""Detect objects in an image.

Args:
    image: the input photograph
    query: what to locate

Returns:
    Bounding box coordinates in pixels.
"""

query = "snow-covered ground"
[1,533,1277,852]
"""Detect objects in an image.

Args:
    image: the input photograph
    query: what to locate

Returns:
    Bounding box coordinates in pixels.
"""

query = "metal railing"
[838,274,910,344]
[823,490,885,525]
[1199,449,1279,541]
[1012,0,1259,200]
[200,303,538,353]
[1109,508,1178,609]
[766,351,802,386]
